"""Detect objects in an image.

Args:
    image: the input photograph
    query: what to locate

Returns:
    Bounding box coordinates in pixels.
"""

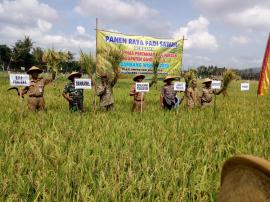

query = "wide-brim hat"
[68,71,82,80]
[27,66,43,74]
[164,76,176,82]
[218,155,270,201]
[220,155,270,183]
[133,74,145,81]
[202,78,212,84]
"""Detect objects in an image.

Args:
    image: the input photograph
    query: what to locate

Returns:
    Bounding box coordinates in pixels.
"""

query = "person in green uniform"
[63,72,84,112]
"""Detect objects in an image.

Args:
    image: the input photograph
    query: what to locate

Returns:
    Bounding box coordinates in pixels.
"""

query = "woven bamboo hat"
[218,155,270,202]
[68,71,82,80]
[163,75,176,82]
[202,78,212,84]
[27,66,43,74]
[133,74,145,81]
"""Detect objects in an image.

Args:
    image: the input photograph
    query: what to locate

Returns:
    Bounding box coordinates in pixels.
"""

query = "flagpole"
[94,18,99,112]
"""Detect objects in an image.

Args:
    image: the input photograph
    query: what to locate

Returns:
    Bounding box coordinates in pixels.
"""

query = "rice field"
[0,72,270,201]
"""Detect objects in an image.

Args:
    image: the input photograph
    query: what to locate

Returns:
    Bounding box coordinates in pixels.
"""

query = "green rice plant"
[1,71,270,201]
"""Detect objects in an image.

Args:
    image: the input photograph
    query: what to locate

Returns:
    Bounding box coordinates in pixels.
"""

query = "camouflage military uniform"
[97,80,116,111]
[161,84,177,110]
[63,81,84,111]
[130,84,144,112]
[186,87,200,109]
[201,87,214,107]
[22,78,51,111]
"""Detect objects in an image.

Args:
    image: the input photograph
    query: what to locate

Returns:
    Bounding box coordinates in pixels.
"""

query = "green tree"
[0,44,12,70]
[11,36,35,70]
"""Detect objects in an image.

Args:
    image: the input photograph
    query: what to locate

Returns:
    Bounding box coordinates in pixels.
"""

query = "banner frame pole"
[94,18,99,113]
[141,92,144,114]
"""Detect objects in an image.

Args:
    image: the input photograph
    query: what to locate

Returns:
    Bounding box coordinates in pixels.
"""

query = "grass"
[0,72,270,201]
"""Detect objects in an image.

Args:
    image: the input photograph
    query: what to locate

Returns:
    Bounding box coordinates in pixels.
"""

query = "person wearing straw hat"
[96,71,119,111]
[200,78,222,107]
[186,79,200,109]
[21,66,55,111]
[200,78,213,107]
[63,71,84,112]
[160,75,178,110]
[130,74,146,112]
[218,155,270,202]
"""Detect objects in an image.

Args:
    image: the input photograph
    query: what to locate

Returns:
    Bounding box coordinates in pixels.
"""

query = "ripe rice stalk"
[221,70,237,96]
[42,49,69,74]
[97,46,124,78]
[183,69,197,88]
[79,50,96,77]
[151,51,161,86]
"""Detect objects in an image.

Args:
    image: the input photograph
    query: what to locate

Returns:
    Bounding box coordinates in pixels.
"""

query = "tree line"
[0,36,261,80]
[0,36,80,73]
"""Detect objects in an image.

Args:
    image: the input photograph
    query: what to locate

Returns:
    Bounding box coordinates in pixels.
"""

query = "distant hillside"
[233,67,261,80]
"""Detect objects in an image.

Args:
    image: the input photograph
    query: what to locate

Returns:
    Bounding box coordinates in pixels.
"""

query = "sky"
[0,0,269,69]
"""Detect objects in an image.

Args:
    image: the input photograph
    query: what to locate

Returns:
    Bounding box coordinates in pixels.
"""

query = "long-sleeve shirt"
[129,84,143,101]
[186,87,200,108]
[160,84,176,105]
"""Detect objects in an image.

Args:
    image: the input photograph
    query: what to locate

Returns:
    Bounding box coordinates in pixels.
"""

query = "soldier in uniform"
[63,72,84,112]
[186,79,200,109]
[96,71,119,111]
[129,74,145,112]
[200,78,222,107]
[21,66,55,111]
[160,76,178,110]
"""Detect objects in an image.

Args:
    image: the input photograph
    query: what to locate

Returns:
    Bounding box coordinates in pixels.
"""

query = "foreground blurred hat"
[133,74,145,81]
[218,155,270,202]
[202,78,212,84]
[68,71,82,80]
[27,66,43,74]
[163,75,176,82]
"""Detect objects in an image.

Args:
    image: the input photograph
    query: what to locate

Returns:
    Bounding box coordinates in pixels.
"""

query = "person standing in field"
[186,79,200,109]
[200,78,222,107]
[21,66,55,111]
[63,72,84,112]
[160,76,179,110]
[129,74,157,112]
[96,70,119,111]
[129,74,145,112]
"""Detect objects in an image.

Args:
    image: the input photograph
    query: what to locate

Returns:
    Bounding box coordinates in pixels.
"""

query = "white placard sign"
[9,74,30,87]
[136,82,149,92]
[174,82,186,91]
[211,80,221,90]
[74,78,92,89]
[241,83,250,91]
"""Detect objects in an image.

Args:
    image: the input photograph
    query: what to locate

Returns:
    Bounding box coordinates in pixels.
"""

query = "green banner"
[97,30,184,75]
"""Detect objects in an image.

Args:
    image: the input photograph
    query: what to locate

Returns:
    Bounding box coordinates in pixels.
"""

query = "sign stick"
[19,86,23,120]
[213,94,217,118]
[140,92,144,113]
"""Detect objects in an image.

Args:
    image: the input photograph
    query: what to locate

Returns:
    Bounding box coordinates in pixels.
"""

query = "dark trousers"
[163,98,174,110]
[69,100,83,112]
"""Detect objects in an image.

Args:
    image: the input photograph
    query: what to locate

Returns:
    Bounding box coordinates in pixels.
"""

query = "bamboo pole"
[94,18,98,112]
